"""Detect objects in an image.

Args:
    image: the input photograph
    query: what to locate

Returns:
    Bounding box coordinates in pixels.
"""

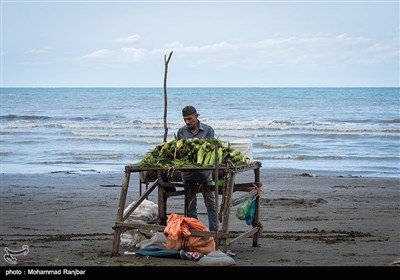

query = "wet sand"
[1,169,399,270]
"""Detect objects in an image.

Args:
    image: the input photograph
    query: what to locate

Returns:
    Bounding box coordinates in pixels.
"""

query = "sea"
[1,87,399,177]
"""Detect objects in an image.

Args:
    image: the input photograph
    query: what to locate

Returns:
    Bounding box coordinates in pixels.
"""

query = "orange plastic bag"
[164,213,215,254]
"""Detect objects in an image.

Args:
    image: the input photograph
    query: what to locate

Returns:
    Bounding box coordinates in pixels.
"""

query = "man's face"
[183,114,198,129]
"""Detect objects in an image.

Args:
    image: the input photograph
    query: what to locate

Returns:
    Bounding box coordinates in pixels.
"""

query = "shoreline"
[1,169,399,267]
[2,165,399,178]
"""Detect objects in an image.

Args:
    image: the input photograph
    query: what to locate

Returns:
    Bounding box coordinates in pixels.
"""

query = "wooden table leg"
[112,171,130,256]
[157,174,167,225]
[252,167,261,247]
[220,172,235,252]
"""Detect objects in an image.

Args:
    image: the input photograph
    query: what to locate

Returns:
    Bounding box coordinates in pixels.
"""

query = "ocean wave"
[2,116,398,133]
[2,87,399,176]
[1,123,41,129]
[255,155,400,161]
[30,153,128,163]
[384,118,400,124]
[262,142,301,149]
[209,120,399,133]
[56,123,130,129]
[70,153,126,161]
[71,131,133,137]
[328,118,400,124]
[0,114,51,121]
[13,140,38,144]
[256,155,344,160]
[70,131,164,138]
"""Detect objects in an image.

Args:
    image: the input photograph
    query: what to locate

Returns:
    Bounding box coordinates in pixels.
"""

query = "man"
[176,105,216,231]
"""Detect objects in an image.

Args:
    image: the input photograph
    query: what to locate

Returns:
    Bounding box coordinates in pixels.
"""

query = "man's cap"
[182,106,197,117]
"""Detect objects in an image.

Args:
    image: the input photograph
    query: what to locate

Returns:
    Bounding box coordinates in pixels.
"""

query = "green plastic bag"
[236,196,256,225]
[236,198,252,220]
[245,199,256,225]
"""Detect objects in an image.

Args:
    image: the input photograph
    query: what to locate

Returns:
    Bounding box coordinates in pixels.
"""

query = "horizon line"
[1,86,399,89]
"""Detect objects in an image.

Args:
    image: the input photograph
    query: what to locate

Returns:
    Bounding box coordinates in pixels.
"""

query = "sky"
[1,0,399,87]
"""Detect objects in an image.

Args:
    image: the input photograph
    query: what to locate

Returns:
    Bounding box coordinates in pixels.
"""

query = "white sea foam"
[1,87,399,177]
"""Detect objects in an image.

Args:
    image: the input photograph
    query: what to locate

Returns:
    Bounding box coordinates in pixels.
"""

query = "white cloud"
[164,42,184,49]
[25,47,51,54]
[162,33,372,57]
[26,49,44,54]
[173,42,232,53]
[120,47,147,62]
[361,43,399,63]
[114,34,141,43]
[120,47,165,62]
[366,43,396,53]
[83,33,397,68]
[84,49,113,58]
[336,33,368,44]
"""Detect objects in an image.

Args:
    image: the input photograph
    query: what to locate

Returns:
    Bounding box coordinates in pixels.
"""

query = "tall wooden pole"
[163,51,173,143]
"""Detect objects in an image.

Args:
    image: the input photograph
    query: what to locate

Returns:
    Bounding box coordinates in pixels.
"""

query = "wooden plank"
[164,190,185,198]
[220,172,235,251]
[229,161,262,173]
[126,165,216,172]
[214,145,220,249]
[231,189,258,207]
[114,222,166,232]
[190,230,223,238]
[253,195,261,247]
[225,227,260,247]
[116,172,130,222]
[158,174,167,225]
[122,179,159,221]
[161,182,185,188]
[113,221,224,238]
[111,227,123,256]
[253,167,261,247]
[125,161,262,173]
[233,182,260,192]
[112,171,130,256]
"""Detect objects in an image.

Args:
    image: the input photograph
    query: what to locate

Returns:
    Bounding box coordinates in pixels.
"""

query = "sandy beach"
[1,168,399,271]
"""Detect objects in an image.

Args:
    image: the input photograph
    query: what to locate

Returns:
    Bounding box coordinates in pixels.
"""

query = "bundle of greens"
[137,138,249,168]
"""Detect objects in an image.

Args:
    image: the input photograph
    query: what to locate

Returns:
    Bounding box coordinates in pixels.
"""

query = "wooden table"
[111,161,263,256]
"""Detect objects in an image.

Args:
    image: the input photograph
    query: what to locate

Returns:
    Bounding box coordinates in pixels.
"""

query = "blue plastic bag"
[245,199,256,225]
[236,196,256,225]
